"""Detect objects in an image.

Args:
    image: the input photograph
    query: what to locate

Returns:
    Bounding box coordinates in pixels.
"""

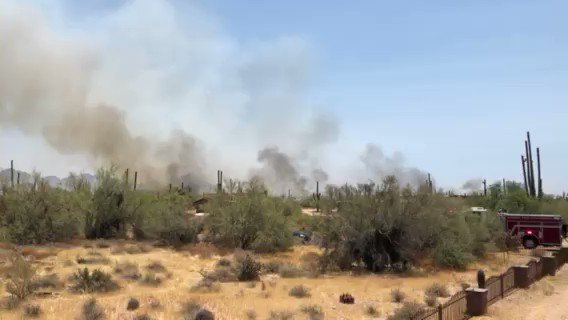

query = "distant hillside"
[0,169,96,188]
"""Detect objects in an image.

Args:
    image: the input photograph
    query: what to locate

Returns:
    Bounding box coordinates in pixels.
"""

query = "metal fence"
[411,248,565,320]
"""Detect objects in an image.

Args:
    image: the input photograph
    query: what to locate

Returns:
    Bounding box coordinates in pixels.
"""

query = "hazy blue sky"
[1,0,567,193]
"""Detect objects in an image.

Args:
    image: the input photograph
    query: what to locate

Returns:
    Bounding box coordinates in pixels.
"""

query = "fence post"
[542,256,557,276]
[437,304,442,320]
[466,288,488,316]
[500,273,504,299]
[513,265,529,288]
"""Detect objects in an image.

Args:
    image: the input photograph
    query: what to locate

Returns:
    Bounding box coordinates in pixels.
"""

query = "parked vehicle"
[292,230,311,243]
[499,212,567,249]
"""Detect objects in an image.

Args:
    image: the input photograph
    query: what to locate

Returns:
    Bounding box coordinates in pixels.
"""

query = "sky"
[1,0,567,194]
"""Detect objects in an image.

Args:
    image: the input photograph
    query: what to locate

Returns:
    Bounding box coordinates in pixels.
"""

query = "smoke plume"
[462,178,483,191]
[360,143,428,187]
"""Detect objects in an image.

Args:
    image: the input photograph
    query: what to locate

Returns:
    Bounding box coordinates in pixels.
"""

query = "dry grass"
[425,283,450,298]
[289,285,311,298]
[391,288,406,303]
[190,279,221,293]
[81,298,104,320]
[24,303,41,317]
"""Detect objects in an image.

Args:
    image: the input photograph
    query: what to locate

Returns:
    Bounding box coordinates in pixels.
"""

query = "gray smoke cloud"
[462,178,483,191]
[0,1,333,190]
[360,143,428,187]
[252,147,307,195]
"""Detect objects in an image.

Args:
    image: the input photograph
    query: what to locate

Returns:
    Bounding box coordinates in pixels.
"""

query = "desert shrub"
[148,297,161,309]
[301,304,324,320]
[0,177,82,244]
[190,278,221,293]
[390,288,406,303]
[134,315,153,320]
[95,241,111,249]
[81,298,105,320]
[387,302,425,320]
[269,310,295,320]
[180,301,214,320]
[5,253,36,300]
[245,309,257,319]
[216,258,231,267]
[424,295,437,307]
[278,263,306,278]
[69,268,119,293]
[114,261,141,280]
[425,283,450,298]
[145,261,168,273]
[76,255,111,265]
[127,297,139,310]
[125,244,152,254]
[0,296,20,310]
[262,260,282,274]
[85,168,129,239]
[32,273,61,290]
[235,254,261,281]
[205,184,294,252]
[432,239,473,269]
[24,303,41,317]
[365,304,380,317]
[289,285,311,298]
[140,273,162,286]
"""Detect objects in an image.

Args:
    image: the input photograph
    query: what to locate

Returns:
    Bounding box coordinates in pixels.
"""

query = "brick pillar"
[513,265,529,288]
[542,256,557,276]
[466,288,488,316]
[559,247,568,266]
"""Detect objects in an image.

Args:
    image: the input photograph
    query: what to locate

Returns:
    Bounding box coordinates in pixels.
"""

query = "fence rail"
[412,247,566,320]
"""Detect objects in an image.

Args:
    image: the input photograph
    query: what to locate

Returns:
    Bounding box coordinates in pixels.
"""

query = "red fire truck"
[499,212,567,249]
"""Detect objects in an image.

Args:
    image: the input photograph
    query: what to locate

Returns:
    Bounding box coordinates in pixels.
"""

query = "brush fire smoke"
[0,0,427,193]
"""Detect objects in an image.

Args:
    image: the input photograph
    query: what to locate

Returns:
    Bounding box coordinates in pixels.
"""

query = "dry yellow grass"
[0,242,533,320]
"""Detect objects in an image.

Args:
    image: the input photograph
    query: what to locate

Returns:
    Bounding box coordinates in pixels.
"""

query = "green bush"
[69,268,119,293]
[0,180,82,244]
[5,253,36,300]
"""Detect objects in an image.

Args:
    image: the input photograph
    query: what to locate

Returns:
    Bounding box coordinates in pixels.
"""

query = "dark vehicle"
[499,212,567,249]
[293,230,311,243]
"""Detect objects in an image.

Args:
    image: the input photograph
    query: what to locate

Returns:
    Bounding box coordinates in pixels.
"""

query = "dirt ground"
[0,242,534,320]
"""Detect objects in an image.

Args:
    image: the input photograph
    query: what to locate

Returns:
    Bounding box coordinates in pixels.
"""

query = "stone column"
[542,256,557,276]
[466,288,488,316]
[513,265,529,288]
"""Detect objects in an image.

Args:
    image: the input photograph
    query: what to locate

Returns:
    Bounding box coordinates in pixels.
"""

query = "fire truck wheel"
[522,236,538,249]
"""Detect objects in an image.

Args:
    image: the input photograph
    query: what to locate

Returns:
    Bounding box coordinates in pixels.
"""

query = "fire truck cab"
[499,213,567,249]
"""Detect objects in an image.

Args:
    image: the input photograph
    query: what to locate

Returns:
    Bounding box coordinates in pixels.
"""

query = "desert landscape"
[0,240,539,320]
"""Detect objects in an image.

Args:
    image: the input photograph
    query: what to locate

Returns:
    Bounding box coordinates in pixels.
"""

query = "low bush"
[190,279,221,293]
[278,263,306,278]
[268,310,295,320]
[425,283,450,298]
[81,298,105,320]
[262,260,282,274]
[76,255,111,265]
[114,261,141,280]
[216,258,231,267]
[5,253,36,300]
[24,303,41,317]
[69,268,119,293]
[289,285,311,298]
[180,301,215,320]
[127,297,140,311]
[32,273,61,290]
[390,288,406,303]
[235,254,261,281]
[140,273,162,287]
[460,282,471,291]
[301,304,324,320]
[199,266,238,283]
[245,309,257,320]
[387,302,425,320]
[424,295,437,307]
[365,304,380,317]
[134,314,153,320]
[146,261,167,273]
[0,296,20,310]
